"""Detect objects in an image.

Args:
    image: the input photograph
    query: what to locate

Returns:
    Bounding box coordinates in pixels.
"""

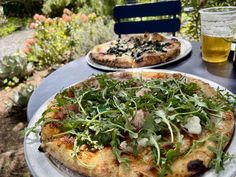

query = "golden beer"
[201,34,232,63]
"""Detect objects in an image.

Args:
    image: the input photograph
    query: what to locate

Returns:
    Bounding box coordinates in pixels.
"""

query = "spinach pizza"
[89,33,181,68]
[26,71,235,177]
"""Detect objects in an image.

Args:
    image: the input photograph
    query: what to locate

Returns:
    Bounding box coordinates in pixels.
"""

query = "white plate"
[24,69,236,177]
[86,38,192,71]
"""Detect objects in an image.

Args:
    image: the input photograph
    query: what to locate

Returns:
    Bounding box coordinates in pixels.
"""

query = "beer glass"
[199,7,236,63]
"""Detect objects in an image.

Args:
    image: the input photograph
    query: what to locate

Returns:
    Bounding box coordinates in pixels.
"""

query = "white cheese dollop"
[184,116,202,134]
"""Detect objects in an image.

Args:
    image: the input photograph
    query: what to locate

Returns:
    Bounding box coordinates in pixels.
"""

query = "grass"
[0,17,32,38]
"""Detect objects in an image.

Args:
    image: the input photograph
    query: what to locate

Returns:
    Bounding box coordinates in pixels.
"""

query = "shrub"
[26,10,115,69]
[9,84,35,111]
[0,53,34,86]
[72,16,116,58]
[0,17,31,37]
[0,0,43,17]
[42,0,125,17]
[42,0,79,17]
[83,0,125,16]
[26,13,75,68]
[0,6,7,26]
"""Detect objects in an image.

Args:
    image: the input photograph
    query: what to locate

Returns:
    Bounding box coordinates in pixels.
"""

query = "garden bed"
[0,69,49,177]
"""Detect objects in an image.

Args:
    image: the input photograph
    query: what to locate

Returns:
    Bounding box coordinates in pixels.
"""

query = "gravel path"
[0,29,34,60]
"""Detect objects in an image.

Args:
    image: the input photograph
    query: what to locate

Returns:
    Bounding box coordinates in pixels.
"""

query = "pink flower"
[25,41,30,47]
[62,14,71,22]
[63,8,72,16]
[26,38,37,45]
[80,14,88,22]
[39,15,46,22]
[23,46,31,54]
[46,18,53,24]
[29,23,36,29]
[33,14,40,21]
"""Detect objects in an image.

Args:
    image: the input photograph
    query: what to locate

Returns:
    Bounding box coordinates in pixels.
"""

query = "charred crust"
[48,122,61,128]
[148,166,157,172]
[187,159,206,172]
[38,145,45,152]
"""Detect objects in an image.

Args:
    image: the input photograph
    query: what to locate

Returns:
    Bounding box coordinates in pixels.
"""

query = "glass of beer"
[199,7,236,63]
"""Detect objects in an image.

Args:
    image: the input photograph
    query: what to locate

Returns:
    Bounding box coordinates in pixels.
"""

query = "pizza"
[26,71,235,177]
[89,33,181,68]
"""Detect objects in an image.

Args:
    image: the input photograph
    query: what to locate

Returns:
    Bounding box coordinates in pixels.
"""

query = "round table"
[27,42,236,121]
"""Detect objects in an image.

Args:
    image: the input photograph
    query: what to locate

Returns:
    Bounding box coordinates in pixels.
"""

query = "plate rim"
[86,37,192,71]
[24,69,236,177]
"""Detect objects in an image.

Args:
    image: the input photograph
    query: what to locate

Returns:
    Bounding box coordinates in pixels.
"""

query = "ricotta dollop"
[184,116,202,134]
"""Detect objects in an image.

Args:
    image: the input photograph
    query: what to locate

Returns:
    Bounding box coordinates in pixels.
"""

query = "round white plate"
[24,69,236,177]
[86,38,192,71]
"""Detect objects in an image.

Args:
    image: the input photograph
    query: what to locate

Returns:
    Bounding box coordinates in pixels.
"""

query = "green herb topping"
[25,73,236,176]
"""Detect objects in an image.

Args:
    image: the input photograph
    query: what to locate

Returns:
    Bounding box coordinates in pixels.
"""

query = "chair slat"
[114,1,181,20]
[114,19,181,35]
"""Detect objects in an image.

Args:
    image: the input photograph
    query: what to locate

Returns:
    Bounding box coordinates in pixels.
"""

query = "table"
[27,42,236,121]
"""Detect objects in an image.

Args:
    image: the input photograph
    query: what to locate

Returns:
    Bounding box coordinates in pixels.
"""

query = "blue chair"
[113,1,181,37]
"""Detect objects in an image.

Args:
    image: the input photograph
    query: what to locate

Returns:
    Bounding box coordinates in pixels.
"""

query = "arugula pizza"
[89,33,181,68]
[26,71,235,177]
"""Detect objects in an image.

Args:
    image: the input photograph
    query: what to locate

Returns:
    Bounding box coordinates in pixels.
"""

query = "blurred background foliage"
[25,11,115,69]
[0,0,235,88]
[0,0,235,39]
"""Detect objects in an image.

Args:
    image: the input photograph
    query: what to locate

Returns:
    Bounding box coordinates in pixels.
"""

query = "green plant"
[84,0,125,16]
[0,5,7,25]
[42,0,79,17]
[73,17,116,57]
[0,53,34,86]
[42,0,125,17]
[0,17,32,37]
[10,84,35,110]
[26,11,115,69]
[0,0,43,17]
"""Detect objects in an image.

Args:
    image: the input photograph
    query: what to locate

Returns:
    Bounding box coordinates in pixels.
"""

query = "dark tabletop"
[27,42,236,121]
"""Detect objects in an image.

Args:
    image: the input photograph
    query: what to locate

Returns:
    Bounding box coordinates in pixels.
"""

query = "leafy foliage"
[25,10,115,69]
[0,53,34,87]
[42,0,125,17]
[208,133,235,173]
[0,6,22,37]
[9,84,35,111]
[0,0,43,17]
[0,6,7,26]
[0,17,31,37]
[42,0,79,17]
[80,0,125,16]
[73,17,115,58]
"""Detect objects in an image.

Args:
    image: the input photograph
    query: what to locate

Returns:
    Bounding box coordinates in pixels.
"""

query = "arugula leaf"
[208,133,234,173]
[111,129,129,165]
[155,110,174,143]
